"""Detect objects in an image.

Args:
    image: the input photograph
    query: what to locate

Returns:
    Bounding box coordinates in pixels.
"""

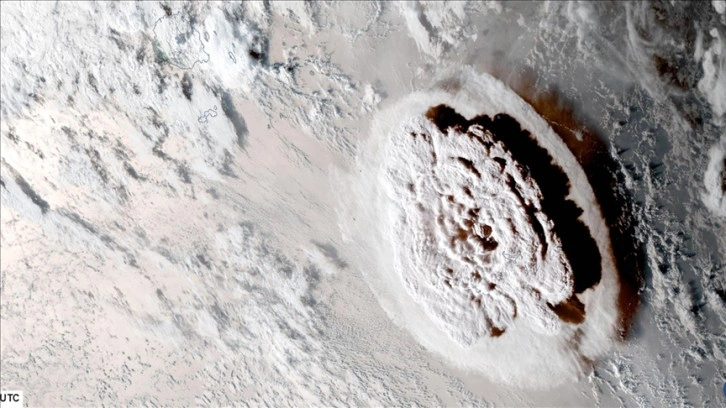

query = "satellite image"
[1,1,725,406]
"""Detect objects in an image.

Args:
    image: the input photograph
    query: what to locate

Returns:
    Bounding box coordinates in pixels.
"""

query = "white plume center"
[383,118,574,345]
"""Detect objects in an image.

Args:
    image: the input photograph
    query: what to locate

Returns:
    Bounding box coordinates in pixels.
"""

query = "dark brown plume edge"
[423,86,643,338]
[519,88,645,339]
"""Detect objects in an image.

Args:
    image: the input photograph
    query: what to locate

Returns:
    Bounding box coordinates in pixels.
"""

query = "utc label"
[0,391,23,408]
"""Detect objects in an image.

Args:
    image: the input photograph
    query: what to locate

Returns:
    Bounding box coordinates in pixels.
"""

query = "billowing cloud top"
[342,69,627,388]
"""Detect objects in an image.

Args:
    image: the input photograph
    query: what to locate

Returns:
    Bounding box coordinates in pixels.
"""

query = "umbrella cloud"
[382,104,604,345]
[342,70,641,388]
